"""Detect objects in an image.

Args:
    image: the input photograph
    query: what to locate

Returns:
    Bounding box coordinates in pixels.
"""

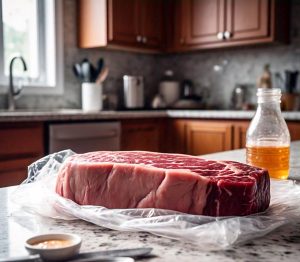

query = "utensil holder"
[81,83,103,111]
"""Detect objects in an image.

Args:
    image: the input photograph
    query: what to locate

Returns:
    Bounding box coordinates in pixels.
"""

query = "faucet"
[8,56,27,111]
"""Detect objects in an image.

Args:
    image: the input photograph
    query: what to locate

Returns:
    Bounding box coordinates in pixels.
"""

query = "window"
[0,0,63,94]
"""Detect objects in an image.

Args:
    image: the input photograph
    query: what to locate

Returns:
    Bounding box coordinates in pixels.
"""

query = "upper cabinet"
[226,0,269,42]
[78,0,163,52]
[171,0,290,51]
[79,0,290,53]
[175,0,226,47]
[107,0,140,46]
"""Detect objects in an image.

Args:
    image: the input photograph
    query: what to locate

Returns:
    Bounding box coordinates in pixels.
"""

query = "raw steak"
[55,151,270,216]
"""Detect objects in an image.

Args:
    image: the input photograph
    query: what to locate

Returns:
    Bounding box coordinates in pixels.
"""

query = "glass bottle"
[246,88,290,179]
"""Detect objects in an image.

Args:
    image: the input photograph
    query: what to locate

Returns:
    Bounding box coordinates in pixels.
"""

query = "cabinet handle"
[142,36,147,43]
[217,32,225,40]
[136,35,142,42]
[224,31,232,39]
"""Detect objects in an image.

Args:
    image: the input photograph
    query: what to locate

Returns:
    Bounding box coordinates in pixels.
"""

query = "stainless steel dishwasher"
[48,122,121,153]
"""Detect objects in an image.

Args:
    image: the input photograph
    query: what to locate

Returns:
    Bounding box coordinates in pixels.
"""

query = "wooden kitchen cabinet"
[79,0,163,51]
[166,119,187,154]
[186,121,233,155]
[167,119,234,155]
[140,0,163,49]
[107,0,140,46]
[287,122,300,141]
[226,0,269,42]
[0,122,44,188]
[121,119,164,152]
[172,0,289,51]
[174,0,225,48]
[233,121,250,149]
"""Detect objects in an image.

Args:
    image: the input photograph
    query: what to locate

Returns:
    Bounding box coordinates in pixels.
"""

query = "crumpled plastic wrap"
[11,150,300,250]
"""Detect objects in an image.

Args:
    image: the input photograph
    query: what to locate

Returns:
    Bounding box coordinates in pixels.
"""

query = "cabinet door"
[287,122,300,141]
[0,122,44,187]
[186,121,233,155]
[179,0,226,46]
[233,121,250,149]
[140,0,163,49]
[107,0,140,46]
[121,121,162,152]
[166,119,187,154]
[226,0,269,41]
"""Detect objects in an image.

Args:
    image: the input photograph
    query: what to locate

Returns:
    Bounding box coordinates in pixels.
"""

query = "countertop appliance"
[123,75,144,109]
[231,84,256,110]
[173,80,203,109]
[48,122,120,153]
[158,70,180,107]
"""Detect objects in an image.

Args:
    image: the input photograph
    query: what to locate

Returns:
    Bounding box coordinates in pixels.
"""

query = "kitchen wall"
[1,0,300,110]
[0,0,160,110]
[159,0,300,109]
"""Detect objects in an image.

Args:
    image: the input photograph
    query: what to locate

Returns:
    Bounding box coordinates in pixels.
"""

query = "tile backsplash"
[1,0,300,110]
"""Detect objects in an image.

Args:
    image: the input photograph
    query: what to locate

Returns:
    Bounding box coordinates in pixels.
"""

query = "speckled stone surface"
[1,109,300,122]
[0,143,300,261]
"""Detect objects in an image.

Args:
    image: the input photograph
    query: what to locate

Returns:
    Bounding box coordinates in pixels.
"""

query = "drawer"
[0,122,44,158]
[0,156,39,187]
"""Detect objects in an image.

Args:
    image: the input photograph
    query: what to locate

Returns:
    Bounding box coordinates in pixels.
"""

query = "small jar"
[246,88,290,179]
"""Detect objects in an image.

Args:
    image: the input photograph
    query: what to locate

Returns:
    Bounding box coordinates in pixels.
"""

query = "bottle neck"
[256,101,282,116]
[256,88,282,112]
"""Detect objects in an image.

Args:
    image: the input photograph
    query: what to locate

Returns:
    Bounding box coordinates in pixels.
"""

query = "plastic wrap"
[11,150,300,250]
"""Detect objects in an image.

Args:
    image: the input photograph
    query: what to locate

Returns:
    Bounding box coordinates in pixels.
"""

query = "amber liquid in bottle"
[246,146,290,179]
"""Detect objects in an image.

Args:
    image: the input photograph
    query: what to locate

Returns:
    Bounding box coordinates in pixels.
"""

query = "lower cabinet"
[233,121,250,149]
[185,121,232,155]
[168,119,250,155]
[0,122,44,188]
[287,122,300,141]
[121,119,165,152]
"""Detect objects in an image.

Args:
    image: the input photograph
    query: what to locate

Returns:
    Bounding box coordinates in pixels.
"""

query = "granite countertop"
[1,142,300,261]
[1,109,300,122]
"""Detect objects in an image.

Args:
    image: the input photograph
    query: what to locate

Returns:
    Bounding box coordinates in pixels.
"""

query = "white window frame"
[0,0,64,95]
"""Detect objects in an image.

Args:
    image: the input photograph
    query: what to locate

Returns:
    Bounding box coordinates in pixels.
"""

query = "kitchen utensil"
[70,257,134,262]
[81,61,91,82]
[0,254,41,262]
[96,67,109,84]
[97,58,104,75]
[89,63,98,82]
[0,247,152,262]
[25,233,82,261]
[73,63,83,80]
[123,75,144,109]
[70,247,152,261]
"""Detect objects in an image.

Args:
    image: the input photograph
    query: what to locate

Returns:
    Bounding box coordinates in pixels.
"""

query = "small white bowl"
[25,233,82,261]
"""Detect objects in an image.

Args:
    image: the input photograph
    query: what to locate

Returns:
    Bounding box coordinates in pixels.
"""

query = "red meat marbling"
[55,151,270,216]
